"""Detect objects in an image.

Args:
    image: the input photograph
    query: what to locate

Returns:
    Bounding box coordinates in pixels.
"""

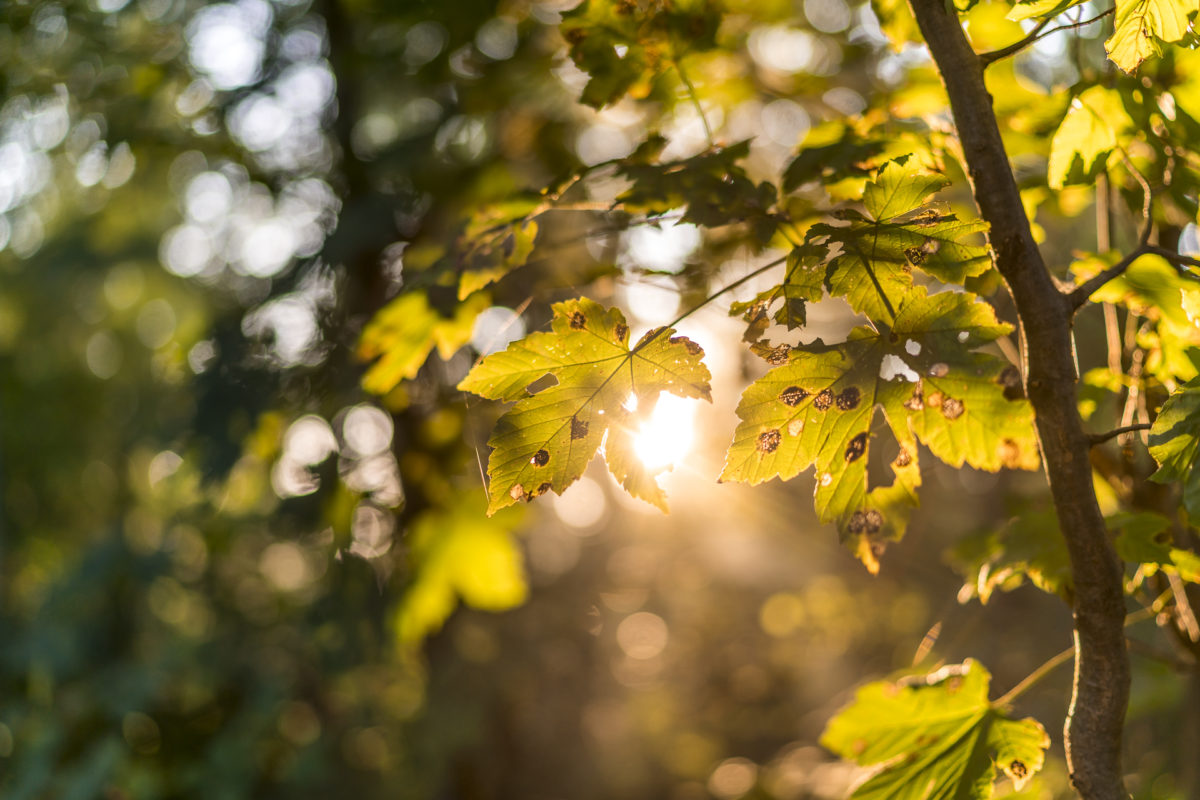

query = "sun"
[633,393,698,470]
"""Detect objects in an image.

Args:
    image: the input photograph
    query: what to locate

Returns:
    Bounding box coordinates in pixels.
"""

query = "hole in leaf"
[509,484,525,501]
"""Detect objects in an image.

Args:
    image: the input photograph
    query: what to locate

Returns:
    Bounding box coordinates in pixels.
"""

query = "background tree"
[2,1,1200,799]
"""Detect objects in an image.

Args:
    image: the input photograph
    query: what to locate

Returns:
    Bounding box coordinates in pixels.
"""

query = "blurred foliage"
[3,0,1200,798]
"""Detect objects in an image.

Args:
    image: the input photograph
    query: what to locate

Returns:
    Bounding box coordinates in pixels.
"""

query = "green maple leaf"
[822,660,1050,800]
[459,298,711,514]
[1148,376,1200,521]
[808,159,991,322]
[729,243,827,343]
[1109,511,1200,584]
[359,292,490,395]
[1047,87,1131,190]
[950,511,1073,605]
[395,499,527,644]
[720,289,1037,570]
[1106,0,1197,72]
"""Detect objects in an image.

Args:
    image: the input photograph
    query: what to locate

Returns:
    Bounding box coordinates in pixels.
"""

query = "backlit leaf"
[1105,0,1197,72]
[950,511,1072,604]
[459,298,711,513]
[395,499,527,644]
[1148,376,1200,520]
[359,292,491,395]
[822,660,1050,800]
[808,159,991,322]
[1047,88,1131,190]
[721,289,1037,569]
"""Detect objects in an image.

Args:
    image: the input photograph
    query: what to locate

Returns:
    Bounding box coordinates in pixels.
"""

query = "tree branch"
[980,9,1113,66]
[906,1,1130,798]
[1088,423,1152,445]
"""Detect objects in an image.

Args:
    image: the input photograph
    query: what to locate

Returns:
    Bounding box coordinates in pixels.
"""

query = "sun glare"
[634,393,697,470]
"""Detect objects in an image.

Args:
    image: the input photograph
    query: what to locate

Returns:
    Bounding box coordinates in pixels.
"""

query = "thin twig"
[1088,422,1152,445]
[674,57,714,146]
[1067,243,1151,311]
[980,9,1113,65]
[993,646,1074,707]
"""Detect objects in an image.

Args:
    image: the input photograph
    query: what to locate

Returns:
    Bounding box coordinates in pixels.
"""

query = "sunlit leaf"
[359,292,491,395]
[395,499,527,644]
[459,298,711,513]
[808,159,991,322]
[458,217,539,300]
[822,660,1050,800]
[1148,376,1200,520]
[1047,88,1131,190]
[1105,0,1197,72]
[721,288,1037,568]
[561,0,721,108]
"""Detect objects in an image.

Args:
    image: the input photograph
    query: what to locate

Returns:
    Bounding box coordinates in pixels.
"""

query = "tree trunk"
[903,1,1130,798]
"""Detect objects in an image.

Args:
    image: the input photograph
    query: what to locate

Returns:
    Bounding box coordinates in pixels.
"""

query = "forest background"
[3,0,1200,798]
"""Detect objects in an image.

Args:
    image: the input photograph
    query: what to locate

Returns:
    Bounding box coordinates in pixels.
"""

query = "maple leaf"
[459,298,711,513]
[721,288,1037,570]
[822,660,1050,800]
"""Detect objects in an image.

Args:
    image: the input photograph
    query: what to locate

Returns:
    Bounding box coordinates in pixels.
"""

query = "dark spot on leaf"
[904,246,926,265]
[757,429,782,453]
[571,417,589,440]
[1010,760,1028,780]
[998,365,1024,400]
[864,509,883,534]
[532,449,550,467]
[615,322,629,342]
[670,335,701,355]
[941,396,964,420]
[813,388,834,411]
[569,311,587,329]
[780,386,809,407]
[946,676,963,693]
[903,386,924,411]
[536,482,552,496]
[564,27,586,44]
[501,233,516,257]
[836,386,861,410]
[894,448,912,468]
[845,432,868,462]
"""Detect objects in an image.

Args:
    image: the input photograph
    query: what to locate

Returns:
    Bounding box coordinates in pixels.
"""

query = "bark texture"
[904,2,1130,798]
